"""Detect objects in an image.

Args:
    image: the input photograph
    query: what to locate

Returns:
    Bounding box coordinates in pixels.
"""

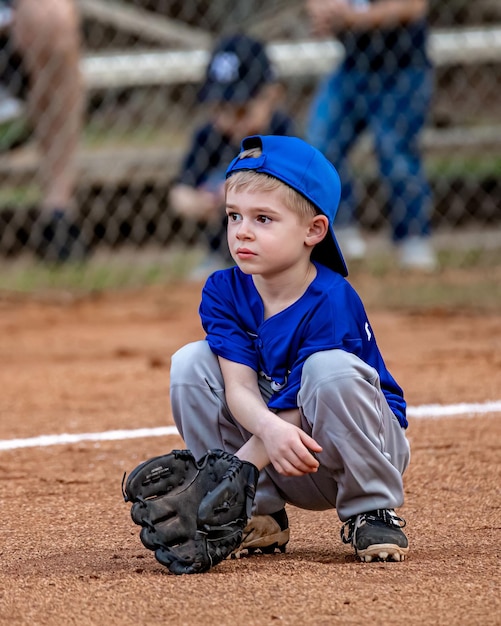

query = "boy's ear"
[305,215,329,249]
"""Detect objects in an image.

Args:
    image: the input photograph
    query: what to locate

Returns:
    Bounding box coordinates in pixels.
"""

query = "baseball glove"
[123,448,258,575]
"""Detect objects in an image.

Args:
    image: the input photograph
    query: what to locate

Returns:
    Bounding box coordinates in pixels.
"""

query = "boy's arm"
[168,183,223,221]
[218,356,322,476]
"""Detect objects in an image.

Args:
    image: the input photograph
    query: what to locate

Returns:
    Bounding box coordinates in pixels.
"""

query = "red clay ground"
[0,280,500,625]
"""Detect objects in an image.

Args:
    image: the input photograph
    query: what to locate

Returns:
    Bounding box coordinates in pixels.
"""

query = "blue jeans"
[307,63,434,241]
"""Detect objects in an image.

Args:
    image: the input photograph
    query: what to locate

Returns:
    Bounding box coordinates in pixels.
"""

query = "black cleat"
[341,509,409,562]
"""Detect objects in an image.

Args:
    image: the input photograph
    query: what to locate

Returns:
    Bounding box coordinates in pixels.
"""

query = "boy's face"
[212,85,280,142]
[225,185,325,278]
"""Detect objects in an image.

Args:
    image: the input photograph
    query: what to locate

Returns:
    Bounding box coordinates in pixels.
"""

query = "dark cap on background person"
[199,33,276,104]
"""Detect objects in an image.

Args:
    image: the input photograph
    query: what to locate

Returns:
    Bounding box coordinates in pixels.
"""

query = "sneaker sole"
[356,543,409,562]
[231,528,290,558]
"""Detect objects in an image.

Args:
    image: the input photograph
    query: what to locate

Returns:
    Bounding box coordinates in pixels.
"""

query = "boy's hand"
[262,417,322,477]
[169,183,223,221]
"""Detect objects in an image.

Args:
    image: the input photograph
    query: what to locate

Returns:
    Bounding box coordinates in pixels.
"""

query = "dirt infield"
[0,280,500,626]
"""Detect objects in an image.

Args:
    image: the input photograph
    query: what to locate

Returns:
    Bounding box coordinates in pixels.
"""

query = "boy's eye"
[227,212,241,222]
[257,215,271,224]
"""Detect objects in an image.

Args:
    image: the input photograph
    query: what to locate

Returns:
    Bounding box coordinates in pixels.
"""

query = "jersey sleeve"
[199,270,260,371]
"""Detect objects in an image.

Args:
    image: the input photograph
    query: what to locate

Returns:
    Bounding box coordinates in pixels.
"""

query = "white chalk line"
[1,400,500,452]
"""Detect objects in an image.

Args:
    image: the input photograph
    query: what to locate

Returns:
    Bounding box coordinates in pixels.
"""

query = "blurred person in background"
[169,32,295,279]
[0,1,28,151]
[305,0,437,271]
[1,0,86,261]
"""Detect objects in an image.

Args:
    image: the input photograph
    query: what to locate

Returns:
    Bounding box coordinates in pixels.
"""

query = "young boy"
[169,33,295,278]
[169,134,411,563]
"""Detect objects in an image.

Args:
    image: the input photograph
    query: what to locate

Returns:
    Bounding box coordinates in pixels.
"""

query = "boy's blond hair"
[225,148,318,222]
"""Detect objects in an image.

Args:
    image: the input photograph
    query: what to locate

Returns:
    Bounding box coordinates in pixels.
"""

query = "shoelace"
[221,456,245,482]
[198,449,235,471]
[340,509,406,544]
[209,458,247,516]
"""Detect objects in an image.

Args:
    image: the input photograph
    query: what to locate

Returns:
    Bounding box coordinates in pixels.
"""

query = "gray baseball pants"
[170,340,410,522]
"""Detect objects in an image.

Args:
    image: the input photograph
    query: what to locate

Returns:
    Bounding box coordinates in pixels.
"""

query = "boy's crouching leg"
[170,341,230,458]
[299,349,411,562]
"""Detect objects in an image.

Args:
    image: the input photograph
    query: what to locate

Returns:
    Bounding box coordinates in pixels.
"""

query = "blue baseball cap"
[199,33,275,104]
[226,135,348,276]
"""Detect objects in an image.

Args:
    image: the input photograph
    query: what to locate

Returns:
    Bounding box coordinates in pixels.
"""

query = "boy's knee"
[304,349,357,380]
[302,349,377,397]
[171,341,214,383]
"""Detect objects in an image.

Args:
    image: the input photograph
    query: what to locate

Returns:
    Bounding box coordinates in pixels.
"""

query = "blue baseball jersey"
[200,262,407,428]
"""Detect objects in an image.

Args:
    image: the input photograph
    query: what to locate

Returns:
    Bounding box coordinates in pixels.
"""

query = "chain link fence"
[0,0,500,290]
